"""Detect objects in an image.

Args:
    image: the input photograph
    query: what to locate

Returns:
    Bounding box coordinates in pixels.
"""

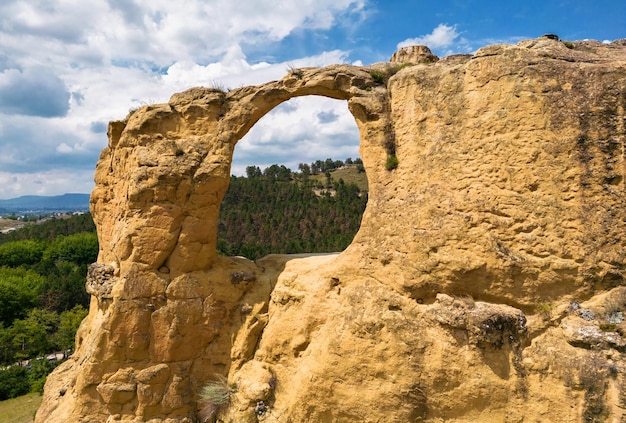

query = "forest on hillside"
[218,159,367,259]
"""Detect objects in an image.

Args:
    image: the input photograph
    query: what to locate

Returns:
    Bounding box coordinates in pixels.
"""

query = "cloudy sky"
[0,0,623,198]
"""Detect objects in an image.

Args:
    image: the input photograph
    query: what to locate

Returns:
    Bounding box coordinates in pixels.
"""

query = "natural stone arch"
[222,95,364,257]
[38,39,626,423]
[61,63,395,423]
[91,64,391,280]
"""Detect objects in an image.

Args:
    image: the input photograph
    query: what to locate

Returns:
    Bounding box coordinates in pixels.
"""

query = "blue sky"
[0,0,623,199]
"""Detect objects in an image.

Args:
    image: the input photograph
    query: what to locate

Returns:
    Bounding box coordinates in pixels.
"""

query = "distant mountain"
[0,193,90,213]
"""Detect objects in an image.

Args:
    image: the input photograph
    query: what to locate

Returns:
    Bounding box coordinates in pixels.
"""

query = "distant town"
[0,211,88,234]
[0,193,90,234]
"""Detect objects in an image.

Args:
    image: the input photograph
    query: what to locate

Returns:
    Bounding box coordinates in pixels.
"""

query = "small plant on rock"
[535,302,554,321]
[600,289,626,327]
[199,375,236,422]
[369,70,386,84]
[126,105,144,120]
[287,63,304,79]
[210,80,229,93]
[385,155,399,171]
[382,125,398,171]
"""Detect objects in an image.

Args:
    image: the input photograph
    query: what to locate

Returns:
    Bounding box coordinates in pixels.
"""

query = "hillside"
[0,194,90,214]
[218,162,367,259]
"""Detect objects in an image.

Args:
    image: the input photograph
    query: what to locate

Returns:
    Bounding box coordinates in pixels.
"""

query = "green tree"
[39,261,90,311]
[298,163,311,178]
[54,305,88,351]
[0,267,45,326]
[0,213,95,244]
[9,309,59,361]
[0,366,30,400]
[218,161,367,260]
[0,240,45,267]
[246,166,262,178]
[42,232,98,266]
[28,358,59,393]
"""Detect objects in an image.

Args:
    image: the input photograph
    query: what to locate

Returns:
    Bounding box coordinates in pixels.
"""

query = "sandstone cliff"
[36,36,626,422]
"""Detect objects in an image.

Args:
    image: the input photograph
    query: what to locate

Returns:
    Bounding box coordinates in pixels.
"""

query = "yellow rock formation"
[36,36,626,422]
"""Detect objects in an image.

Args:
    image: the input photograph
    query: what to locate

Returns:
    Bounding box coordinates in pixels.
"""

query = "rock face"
[390,44,439,64]
[36,36,626,422]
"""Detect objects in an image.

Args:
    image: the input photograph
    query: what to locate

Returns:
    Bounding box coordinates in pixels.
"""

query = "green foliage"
[0,213,95,244]
[0,358,62,401]
[0,215,95,366]
[218,164,367,260]
[0,366,30,400]
[54,305,88,351]
[0,240,45,267]
[369,64,414,86]
[535,302,554,320]
[42,232,98,266]
[38,261,90,311]
[0,268,45,327]
[0,307,85,366]
[262,164,293,181]
[27,358,58,393]
[562,41,574,49]
[385,155,399,171]
[7,309,59,361]
[391,62,415,72]
[369,70,386,84]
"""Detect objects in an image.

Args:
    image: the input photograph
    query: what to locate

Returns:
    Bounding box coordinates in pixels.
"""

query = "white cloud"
[0,0,365,68]
[163,49,348,90]
[0,169,97,199]
[398,24,460,49]
[0,0,367,198]
[56,143,73,154]
[232,96,360,176]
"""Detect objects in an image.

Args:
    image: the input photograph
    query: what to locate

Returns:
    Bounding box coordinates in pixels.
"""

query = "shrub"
[210,80,228,93]
[369,63,415,86]
[385,155,399,171]
[287,63,304,80]
[199,375,235,422]
[535,302,553,320]
[0,366,30,400]
[369,70,386,84]
[28,358,58,393]
[391,62,415,72]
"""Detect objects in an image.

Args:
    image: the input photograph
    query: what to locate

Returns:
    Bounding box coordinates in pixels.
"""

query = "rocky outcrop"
[36,36,626,422]
[390,45,439,64]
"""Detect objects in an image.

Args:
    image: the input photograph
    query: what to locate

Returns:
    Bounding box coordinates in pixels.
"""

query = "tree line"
[245,157,364,180]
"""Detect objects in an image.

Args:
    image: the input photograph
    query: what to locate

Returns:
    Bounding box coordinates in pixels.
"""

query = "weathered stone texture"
[37,36,626,422]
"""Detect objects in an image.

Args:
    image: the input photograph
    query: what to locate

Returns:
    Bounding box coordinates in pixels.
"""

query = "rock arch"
[37,38,626,422]
[91,64,390,279]
[41,63,396,422]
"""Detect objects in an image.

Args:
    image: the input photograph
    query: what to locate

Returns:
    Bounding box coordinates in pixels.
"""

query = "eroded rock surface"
[37,36,626,422]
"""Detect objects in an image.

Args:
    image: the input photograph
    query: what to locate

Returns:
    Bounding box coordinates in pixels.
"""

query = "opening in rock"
[217,96,367,260]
